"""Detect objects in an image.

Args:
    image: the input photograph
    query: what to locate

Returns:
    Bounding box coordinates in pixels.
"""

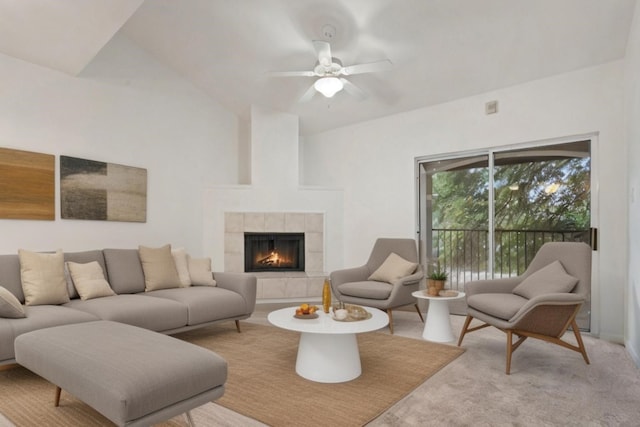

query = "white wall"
[303,61,627,342]
[0,33,239,256]
[625,2,640,367]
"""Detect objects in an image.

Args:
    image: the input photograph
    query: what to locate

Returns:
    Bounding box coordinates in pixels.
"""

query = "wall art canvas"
[60,156,147,222]
[0,147,55,220]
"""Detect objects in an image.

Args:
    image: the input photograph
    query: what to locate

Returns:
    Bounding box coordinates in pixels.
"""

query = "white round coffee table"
[412,290,466,342]
[267,306,388,383]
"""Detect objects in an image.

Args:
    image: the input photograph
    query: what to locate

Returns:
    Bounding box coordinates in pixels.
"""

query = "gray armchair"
[457,241,591,374]
[329,238,424,333]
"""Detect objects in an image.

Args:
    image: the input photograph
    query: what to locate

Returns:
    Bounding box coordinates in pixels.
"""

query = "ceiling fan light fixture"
[314,76,343,98]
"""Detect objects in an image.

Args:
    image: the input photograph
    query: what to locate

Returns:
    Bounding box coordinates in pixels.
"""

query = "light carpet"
[0,322,464,426]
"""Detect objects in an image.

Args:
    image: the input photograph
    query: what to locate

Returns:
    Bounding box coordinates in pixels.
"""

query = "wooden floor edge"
[0,363,19,372]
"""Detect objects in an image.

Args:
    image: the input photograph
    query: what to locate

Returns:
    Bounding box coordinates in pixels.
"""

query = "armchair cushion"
[512,260,578,300]
[467,293,528,321]
[338,281,393,300]
[367,253,417,283]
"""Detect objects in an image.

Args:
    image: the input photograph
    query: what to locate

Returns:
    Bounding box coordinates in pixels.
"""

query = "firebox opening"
[244,232,305,272]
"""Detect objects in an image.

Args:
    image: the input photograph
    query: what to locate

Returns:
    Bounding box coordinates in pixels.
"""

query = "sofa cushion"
[171,247,192,287]
[338,280,394,300]
[64,250,108,299]
[64,294,188,332]
[513,260,578,300]
[103,249,146,294]
[0,286,25,318]
[368,252,417,283]
[188,256,216,287]
[0,255,24,303]
[138,245,181,291]
[467,293,528,321]
[18,249,69,306]
[147,286,246,325]
[66,261,116,301]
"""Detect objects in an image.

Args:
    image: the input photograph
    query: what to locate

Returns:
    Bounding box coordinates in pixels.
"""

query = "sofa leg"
[235,320,241,333]
[54,386,62,407]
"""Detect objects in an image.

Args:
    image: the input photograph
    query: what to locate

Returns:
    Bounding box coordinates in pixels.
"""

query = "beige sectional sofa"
[0,246,257,366]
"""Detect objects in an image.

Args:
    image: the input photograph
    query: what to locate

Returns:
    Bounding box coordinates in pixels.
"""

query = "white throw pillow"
[138,244,182,292]
[512,260,579,299]
[188,256,216,286]
[18,249,70,306]
[171,247,191,287]
[368,252,418,283]
[0,286,26,318]
[66,261,116,300]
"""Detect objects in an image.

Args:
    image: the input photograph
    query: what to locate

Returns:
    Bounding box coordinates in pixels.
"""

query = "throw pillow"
[512,260,579,299]
[0,286,26,318]
[171,247,191,287]
[66,261,116,300]
[18,249,70,306]
[138,244,181,292]
[188,256,216,286]
[368,252,418,283]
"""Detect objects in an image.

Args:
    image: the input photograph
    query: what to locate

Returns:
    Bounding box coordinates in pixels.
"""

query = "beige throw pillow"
[66,261,116,300]
[188,256,216,286]
[18,249,70,306]
[138,244,181,291]
[171,247,191,287]
[368,252,418,283]
[0,286,26,318]
[512,260,579,299]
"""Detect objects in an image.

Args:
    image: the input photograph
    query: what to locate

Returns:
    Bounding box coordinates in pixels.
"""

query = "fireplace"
[244,232,305,272]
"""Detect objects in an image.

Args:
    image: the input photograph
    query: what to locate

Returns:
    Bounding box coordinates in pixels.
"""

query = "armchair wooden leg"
[506,330,513,375]
[457,315,473,347]
[235,320,241,333]
[414,303,425,323]
[387,310,394,334]
[571,319,590,365]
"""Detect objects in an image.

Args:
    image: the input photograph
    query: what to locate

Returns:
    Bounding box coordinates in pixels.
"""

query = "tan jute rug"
[0,322,464,426]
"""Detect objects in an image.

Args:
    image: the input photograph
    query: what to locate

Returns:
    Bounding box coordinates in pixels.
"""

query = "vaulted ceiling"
[0,0,636,135]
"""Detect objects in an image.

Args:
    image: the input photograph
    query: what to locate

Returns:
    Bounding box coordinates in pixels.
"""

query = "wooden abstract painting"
[0,147,55,220]
[60,156,147,222]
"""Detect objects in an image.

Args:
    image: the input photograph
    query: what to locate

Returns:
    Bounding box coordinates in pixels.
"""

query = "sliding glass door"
[416,139,592,329]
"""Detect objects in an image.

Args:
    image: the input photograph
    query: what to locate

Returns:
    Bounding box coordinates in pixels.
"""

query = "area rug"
[0,322,464,426]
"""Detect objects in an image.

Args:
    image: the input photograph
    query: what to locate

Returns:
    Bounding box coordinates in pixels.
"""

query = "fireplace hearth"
[244,232,305,272]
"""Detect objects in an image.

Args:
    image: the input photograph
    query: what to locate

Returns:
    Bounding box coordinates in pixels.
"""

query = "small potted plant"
[427,264,448,296]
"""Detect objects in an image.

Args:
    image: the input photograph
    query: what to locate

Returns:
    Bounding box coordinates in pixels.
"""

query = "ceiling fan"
[268,40,393,102]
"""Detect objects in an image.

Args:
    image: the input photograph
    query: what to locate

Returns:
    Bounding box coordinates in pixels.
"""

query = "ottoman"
[14,321,227,426]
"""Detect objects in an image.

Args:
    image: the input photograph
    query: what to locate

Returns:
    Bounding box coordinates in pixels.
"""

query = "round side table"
[412,290,466,342]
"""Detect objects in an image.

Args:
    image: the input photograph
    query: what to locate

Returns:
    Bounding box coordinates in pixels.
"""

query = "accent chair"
[457,241,592,374]
[329,238,424,334]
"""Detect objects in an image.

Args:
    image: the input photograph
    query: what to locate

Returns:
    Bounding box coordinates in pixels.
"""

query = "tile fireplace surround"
[224,212,326,300]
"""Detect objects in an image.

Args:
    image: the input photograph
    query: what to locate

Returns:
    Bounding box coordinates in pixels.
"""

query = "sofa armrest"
[214,272,257,315]
[330,266,369,287]
[464,276,522,297]
[393,265,424,286]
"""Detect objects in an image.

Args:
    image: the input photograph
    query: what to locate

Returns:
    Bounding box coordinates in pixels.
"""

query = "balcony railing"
[430,228,590,291]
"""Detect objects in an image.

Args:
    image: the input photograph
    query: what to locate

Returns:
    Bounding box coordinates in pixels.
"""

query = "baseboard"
[626,339,640,369]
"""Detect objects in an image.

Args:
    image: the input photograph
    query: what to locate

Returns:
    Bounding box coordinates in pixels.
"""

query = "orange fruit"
[300,303,309,311]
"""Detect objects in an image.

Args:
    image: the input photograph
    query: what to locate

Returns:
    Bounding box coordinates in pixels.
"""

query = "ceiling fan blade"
[340,78,367,101]
[312,40,332,68]
[299,83,317,103]
[266,70,316,77]
[342,59,393,76]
